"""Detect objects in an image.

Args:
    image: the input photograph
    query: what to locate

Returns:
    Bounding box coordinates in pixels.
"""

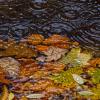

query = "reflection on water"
[0,0,100,50]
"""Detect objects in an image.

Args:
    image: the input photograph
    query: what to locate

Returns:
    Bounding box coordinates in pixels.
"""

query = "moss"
[89,68,100,84]
[50,67,83,86]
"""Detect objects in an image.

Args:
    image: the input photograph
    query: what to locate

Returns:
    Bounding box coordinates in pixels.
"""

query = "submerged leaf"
[72,74,84,84]
[59,47,92,67]
[78,91,94,96]
[26,93,44,99]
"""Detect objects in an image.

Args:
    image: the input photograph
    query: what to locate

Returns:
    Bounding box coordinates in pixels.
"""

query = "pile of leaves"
[0,34,100,100]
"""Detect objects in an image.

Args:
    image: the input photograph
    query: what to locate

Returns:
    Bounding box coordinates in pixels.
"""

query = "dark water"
[0,0,100,50]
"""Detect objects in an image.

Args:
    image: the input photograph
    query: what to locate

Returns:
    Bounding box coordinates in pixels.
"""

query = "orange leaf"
[89,58,100,67]
[43,34,69,45]
[27,34,44,45]
[0,68,11,84]
[36,45,49,51]
[52,43,69,49]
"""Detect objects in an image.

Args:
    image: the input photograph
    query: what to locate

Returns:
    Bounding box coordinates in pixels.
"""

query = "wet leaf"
[43,46,67,61]
[78,91,94,96]
[36,45,49,51]
[72,74,84,84]
[50,67,83,86]
[0,41,36,58]
[19,61,39,77]
[0,57,20,79]
[0,68,11,84]
[26,93,44,99]
[43,34,69,45]
[20,96,28,100]
[89,68,100,84]
[89,58,100,67]
[8,92,14,100]
[59,48,80,65]
[91,85,100,99]
[0,85,9,100]
[27,34,44,45]
[59,48,92,66]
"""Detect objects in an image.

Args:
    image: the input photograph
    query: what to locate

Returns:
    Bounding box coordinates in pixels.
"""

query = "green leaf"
[8,92,14,100]
[59,47,92,67]
[59,48,80,65]
[78,91,94,96]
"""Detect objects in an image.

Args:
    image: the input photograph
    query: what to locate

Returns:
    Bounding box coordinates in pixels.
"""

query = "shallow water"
[0,0,100,50]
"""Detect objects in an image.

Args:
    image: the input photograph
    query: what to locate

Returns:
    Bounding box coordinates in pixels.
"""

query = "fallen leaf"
[0,41,36,58]
[0,85,9,100]
[19,61,39,77]
[89,68,100,84]
[43,34,69,45]
[8,92,14,100]
[0,57,20,79]
[36,45,49,51]
[89,58,100,67]
[78,91,94,96]
[36,56,46,62]
[43,46,67,61]
[0,68,11,84]
[50,67,83,87]
[26,93,44,99]
[59,47,92,66]
[27,34,44,45]
[72,74,84,84]
[20,96,28,100]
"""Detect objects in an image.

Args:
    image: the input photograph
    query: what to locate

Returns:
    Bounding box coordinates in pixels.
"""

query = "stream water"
[0,0,100,50]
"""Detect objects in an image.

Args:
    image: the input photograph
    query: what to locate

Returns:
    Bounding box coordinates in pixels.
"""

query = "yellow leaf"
[0,85,9,100]
[8,92,14,100]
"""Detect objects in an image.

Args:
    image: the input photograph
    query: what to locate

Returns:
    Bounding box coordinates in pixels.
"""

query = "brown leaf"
[45,86,64,94]
[19,61,39,77]
[36,45,49,51]
[0,41,36,58]
[20,96,28,100]
[52,43,70,49]
[43,34,69,45]
[89,58,100,67]
[0,57,20,79]
[43,46,67,61]
[0,68,11,84]
[43,63,65,72]
[31,80,53,91]
[0,85,9,100]
[27,34,44,45]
